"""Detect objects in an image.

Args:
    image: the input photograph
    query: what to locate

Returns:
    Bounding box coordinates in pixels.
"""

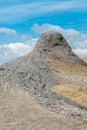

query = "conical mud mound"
[0,32,87,120]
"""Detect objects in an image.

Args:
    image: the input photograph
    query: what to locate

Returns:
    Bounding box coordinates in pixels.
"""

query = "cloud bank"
[0,42,31,64]
[0,38,38,64]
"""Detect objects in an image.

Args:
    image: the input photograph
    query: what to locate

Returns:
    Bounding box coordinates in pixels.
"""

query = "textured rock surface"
[0,31,87,129]
[33,31,87,65]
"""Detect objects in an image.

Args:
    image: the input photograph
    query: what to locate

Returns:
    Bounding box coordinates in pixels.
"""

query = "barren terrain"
[83,57,87,63]
[51,84,87,109]
[0,84,87,130]
[0,32,87,130]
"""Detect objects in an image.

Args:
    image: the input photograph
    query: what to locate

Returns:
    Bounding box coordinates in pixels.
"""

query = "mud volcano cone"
[1,31,87,109]
[32,31,86,65]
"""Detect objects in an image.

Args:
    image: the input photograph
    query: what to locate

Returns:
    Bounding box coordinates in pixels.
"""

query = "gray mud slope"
[0,31,87,119]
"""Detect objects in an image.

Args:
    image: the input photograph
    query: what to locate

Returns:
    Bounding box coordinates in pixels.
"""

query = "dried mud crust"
[0,32,87,129]
[0,82,87,130]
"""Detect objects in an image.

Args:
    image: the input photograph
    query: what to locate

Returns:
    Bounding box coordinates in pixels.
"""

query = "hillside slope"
[1,83,87,130]
[0,31,87,129]
[82,56,87,63]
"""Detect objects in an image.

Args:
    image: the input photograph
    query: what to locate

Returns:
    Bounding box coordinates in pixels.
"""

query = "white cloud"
[32,23,80,37]
[3,43,30,53]
[73,49,87,57]
[0,27,16,34]
[32,23,87,57]
[0,28,38,64]
[0,42,31,64]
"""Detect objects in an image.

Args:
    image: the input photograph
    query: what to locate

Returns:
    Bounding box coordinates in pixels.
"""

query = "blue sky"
[0,0,87,64]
